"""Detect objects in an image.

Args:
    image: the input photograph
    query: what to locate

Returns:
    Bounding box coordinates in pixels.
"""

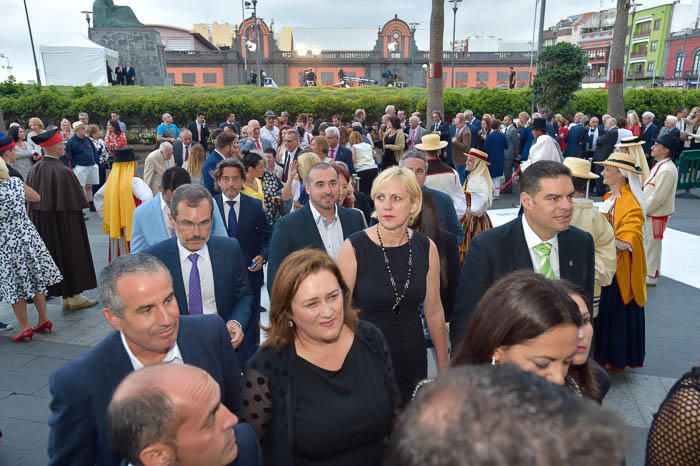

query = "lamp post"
[23,0,41,85]
[80,10,92,28]
[409,22,418,87]
[244,0,262,85]
[449,0,462,88]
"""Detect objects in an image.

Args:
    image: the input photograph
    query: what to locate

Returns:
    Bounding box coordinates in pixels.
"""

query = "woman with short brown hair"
[240,249,399,466]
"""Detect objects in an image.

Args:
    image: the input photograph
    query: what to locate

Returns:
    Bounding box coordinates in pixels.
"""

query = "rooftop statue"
[92,0,144,28]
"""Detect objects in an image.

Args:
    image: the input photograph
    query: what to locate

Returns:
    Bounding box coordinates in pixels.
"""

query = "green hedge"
[1,83,698,130]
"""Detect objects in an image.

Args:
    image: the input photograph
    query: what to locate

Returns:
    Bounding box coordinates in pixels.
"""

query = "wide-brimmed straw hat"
[563,157,598,179]
[466,148,490,165]
[72,120,86,130]
[615,136,644,148]
[594,151,644,175]
[415,133,447,151]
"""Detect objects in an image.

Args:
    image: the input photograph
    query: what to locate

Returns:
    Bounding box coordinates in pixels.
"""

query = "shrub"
[1,82,698,131]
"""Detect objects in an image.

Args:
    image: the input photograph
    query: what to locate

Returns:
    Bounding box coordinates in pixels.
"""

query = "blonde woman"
[281,151,321,211]
[59,119,72,142]
[184,144,206,185]
[626,110,641,137]
[337,166,449,403]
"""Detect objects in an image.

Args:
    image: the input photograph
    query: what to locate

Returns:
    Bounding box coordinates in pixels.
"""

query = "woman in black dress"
[381,116,405,170]
[240,249,399,466]
[337,166,449,403]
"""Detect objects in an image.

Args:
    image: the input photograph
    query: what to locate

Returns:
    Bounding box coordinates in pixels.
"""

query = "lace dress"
[0,177,62,303]
[646,367,700,465]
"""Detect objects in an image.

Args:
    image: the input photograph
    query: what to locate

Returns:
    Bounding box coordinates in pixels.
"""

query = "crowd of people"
[0,101,697,465]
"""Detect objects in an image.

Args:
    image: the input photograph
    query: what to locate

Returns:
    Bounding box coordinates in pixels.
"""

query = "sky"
[0,0,678,83]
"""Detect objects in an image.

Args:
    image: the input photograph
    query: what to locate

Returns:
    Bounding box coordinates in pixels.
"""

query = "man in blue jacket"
[64,120,99,211]
[48,253,241,466]
[565,117,587,157]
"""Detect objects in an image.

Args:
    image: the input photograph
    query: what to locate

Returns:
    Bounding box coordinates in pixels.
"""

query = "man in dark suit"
[144,184,253,362]
[213,159,272,362]
[464,110,480,149]
[565,120,586,157]
[204,132,237,194]
[108,364,262,466]
[267,162,366,292]
[220,112,241,134]
[125,62,136,85]
[173,129,196,168]
[187,111,210,149]
[115,64,125,85]
[325,126,354,172]
[47,254,241,466]
[430,110,451,143]
[280,128,303,182]
[593,117,618,195]
[584,117,605,158]
[450,161,595,348]
[641,111,659,156]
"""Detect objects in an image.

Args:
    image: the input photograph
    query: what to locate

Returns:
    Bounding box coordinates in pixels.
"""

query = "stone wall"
[89,27,168,86]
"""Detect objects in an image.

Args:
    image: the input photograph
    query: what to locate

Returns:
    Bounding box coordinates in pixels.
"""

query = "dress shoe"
[33,320,53,334]
[10,328,34,342]
[646,278,657,287]
[0,321,13,332]
[63,295,98,311]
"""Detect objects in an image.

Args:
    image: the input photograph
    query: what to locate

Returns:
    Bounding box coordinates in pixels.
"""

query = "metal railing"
[633,27,651,38]
[278,50,373,60]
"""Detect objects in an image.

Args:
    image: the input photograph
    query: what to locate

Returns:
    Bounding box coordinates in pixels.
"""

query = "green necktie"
[534,242,556,280]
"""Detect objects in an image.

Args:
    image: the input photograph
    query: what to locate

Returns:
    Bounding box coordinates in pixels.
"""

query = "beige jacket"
[143,149,175,195]
[451,124,472,166]
[570,198,617,315]
[643,158,678,217]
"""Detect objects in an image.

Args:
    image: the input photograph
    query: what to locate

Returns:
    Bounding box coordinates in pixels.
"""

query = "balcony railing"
[417,50,534,61]
[627,71,655,79]
[631,51,648,58]
[279,50,373,60]
[583,75,607,82]
[633,27,651,38]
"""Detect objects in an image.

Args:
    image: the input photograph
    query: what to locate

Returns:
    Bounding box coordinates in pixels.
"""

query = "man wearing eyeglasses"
[144,184,253,354]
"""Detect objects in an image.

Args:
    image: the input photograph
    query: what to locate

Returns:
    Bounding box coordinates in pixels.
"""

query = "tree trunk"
[427,0,444,116]
[608,0,630,117]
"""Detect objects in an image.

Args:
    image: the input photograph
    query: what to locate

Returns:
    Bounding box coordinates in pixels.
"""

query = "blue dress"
[484,131,508,178]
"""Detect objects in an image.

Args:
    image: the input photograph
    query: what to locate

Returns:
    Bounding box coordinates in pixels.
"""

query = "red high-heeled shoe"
[10,328,33,342]
[33,320,53,334]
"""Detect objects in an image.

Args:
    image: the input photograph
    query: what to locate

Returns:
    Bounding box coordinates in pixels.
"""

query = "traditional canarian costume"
[94,148,153,261]
[642,134,679,286]
[562,157,616,316]
[459,148,493,265]
[593,152,647,370]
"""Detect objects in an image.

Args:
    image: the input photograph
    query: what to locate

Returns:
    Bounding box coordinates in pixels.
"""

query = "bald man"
[108,364,261,466]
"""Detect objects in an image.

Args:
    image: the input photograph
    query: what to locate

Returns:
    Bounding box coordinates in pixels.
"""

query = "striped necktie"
[534,243,555,280]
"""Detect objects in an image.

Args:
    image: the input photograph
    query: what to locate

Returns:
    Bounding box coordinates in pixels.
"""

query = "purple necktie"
[188,253,203,315]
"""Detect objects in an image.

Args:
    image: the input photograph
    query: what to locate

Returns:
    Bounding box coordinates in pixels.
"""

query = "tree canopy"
[533,42,588,112]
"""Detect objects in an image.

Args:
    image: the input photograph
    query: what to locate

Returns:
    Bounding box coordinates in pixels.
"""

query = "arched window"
[692,50,700,76]
[675,51,686,76]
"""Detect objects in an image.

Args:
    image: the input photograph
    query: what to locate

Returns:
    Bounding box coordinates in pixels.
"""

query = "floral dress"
[0,177,62,303]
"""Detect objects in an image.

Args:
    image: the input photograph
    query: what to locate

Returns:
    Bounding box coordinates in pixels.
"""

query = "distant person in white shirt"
[522,118,561,172]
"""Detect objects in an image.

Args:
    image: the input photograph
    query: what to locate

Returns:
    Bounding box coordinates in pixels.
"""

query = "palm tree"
[427,0,445,116]
[608,0,630,117]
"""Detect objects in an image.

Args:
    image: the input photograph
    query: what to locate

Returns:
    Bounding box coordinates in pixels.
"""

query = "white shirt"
[120,332,183,371]
[523,134,561,171]
[309,202,344,259]
[93,177,153,216]
[425,167,467,218]
[160,195,174,237]
[222,192,241,229]
[177,241,217,315]
[260,126,279,150]
[616,128,633,144]
[522,214,560,278]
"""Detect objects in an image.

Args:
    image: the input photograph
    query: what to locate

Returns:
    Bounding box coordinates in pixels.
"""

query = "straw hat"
[72,120,86,130]
[466,148,490,165]
[415,133,447,151]
[563,157,598,179]
[615,135,644,148]
[594,151,644,175]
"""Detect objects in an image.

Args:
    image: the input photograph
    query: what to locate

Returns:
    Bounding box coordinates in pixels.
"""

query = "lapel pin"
[569,260,574,267]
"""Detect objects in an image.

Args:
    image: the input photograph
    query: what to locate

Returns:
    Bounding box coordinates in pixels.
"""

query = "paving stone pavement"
[1,191,699,465]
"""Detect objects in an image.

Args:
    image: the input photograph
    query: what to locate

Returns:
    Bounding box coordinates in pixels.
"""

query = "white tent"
[40,35,119,86]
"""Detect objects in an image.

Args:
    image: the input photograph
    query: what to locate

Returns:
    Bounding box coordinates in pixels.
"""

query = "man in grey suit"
[502,115,520,194]
[172,129,197,168]
[239,119,272,153]
[406,116,428,153]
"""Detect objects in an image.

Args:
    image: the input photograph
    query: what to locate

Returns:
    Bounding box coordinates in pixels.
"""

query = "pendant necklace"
[376,226,413,314]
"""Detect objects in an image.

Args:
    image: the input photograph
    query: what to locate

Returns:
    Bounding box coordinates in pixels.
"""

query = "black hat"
[114,148,136,163]
[656,134,678,153]
[31,128,62,148]
[532,117,547,132]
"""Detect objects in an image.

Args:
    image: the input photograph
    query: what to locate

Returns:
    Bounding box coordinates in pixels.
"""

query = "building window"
[442,72,447,81]
[476,71,489,82]
[496,71,509,81]
[647,61,655,73]
[650,41,658,52]
[321,72,334,84]
[653,19,662,31]
[182,73,196,84]
[203,73,218,84]
[675,52,686,75]
[456,72,468,85]
[693,50,700,76]
[517,71,530,81]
